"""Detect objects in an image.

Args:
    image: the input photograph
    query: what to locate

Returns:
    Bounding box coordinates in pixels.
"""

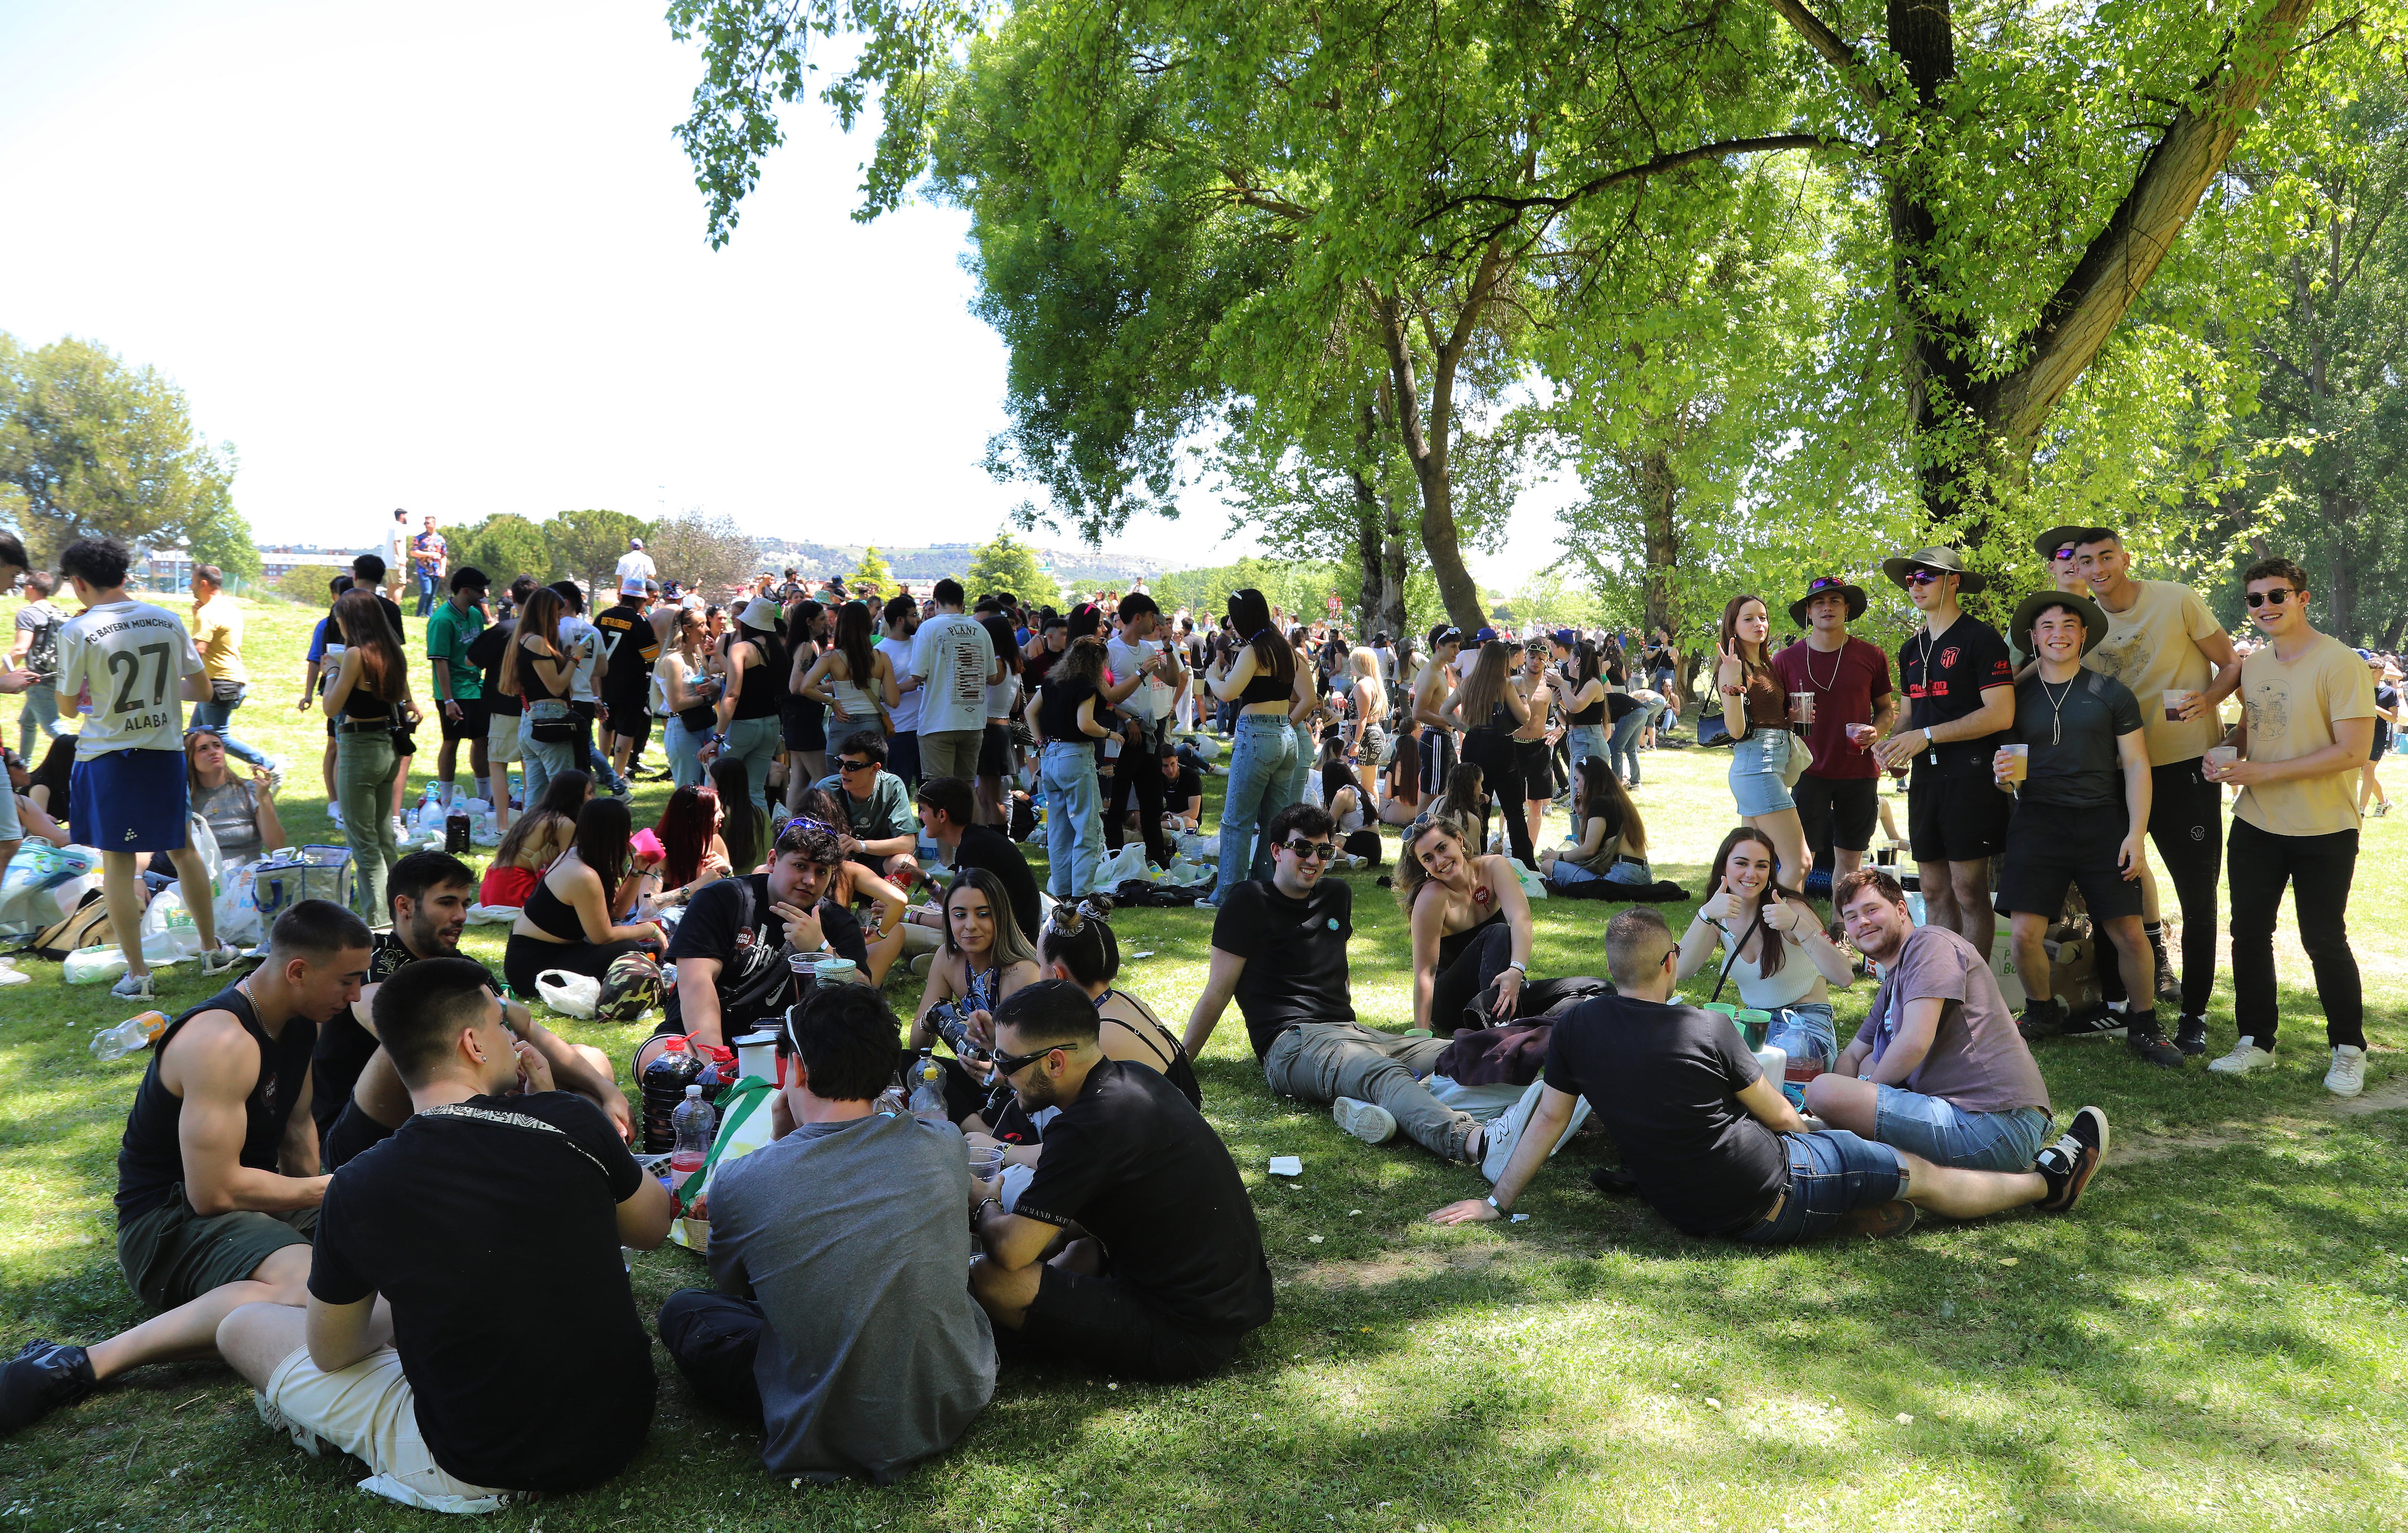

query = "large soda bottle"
[92,1011,170,1063]
[908,1049,949,1124]
[669,1085,717,1189]
[694,1045,737,1107]
[640,1036,705,1152]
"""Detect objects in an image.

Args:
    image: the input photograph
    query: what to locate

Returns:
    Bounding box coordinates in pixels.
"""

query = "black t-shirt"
[373,592,409,648]
[1015,1061,1273,1335]
[1898,616,2014,777]
[1165,763,1204,813]
[2378,684,2398,746]
[1208,878,1354,1058]
[310,1092,652,1492]
[467,615,520,717]
[951,824,1041,945]
[311,931,413,1138]
[661,873,867,1032]
[2013,669,2144,809]
[1037,675,1097,742]
[595,601,656,702]
[1541,994,1785,1237]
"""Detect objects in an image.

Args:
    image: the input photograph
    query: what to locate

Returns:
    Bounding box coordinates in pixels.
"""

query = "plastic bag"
[535,970,601,1019]
[1095,844,1154,887]
[667,1076,780,1253]
[464,902,519,925]
[0,843,100,946]
[214,865,263,948]
[1188,733,1222,763]
[63,945,135,985]
[139,889,205,961]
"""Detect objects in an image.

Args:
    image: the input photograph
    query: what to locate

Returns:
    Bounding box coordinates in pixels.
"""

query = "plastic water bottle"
[669,1085,716,1185]
[92,1011,170,1063]
[908,1050,948,1124]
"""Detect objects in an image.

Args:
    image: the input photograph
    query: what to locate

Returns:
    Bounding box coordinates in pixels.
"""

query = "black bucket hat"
[2011,589,2109,657]
[1788,574,1868,628]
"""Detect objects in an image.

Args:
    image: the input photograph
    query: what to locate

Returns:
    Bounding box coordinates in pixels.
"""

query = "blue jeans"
[1873,1087,2052,1173]
[1738,1130,1903,1244]
[517,704,579,815]
[1607,704,1652,786]
[190,694,274,771]
[1041,742,1105,898]
[1213,713,1300,905]
[416,571,439,616]
[1547,854,1652,886]
[665,716,709,789]
[16,681,62,761]
[720,715,782,821]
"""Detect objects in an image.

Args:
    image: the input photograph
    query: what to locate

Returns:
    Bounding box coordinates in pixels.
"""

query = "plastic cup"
[2206,744,2239,772]
[2003,743,2029,782]
[1845,722,1877,749]
[1790,691,1816,725]
[2163,689,2195,724]
[968,1145,1006,1182]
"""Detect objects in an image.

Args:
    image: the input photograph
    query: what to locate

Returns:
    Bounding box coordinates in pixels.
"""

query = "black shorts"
[1515,738,1554,798]
[1793,772,1879,852]
[1906,768,2012,864]
[605,694,653,746]
[437,697,488,742]
[1004,1261,1242,1382]
[977,721,1012,778]
[780,694,825,753]
[1996,800,2143,921]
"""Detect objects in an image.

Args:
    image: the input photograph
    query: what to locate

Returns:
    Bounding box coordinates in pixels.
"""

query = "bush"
[275,563,347,606]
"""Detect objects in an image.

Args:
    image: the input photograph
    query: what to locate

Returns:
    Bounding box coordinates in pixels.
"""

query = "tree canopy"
[964,526,1056,607]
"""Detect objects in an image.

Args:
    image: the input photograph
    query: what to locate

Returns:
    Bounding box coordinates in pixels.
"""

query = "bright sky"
[0,0,1558,586]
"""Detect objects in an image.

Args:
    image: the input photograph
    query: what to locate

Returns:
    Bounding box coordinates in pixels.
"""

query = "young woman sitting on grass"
[709,756,767,874]
[478,769,590,909]
[909,867,1044,1056]
[1376,725,1424,827]
[1676,826,1858,1091]
[1539,756,1652,888]
[1398,814,1535,1036]
[649,784,734,908]
[501,795,665,998]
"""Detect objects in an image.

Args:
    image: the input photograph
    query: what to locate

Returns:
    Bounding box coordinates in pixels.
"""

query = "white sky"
[0,0,1559,585]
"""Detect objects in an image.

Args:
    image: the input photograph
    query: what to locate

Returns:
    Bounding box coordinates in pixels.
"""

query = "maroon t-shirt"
[1771,637,1893,781]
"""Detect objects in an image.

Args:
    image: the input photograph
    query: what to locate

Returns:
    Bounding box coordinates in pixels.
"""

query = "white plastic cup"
[2163,689,2196,724]
[2206,744,2239,772]
[2003,743,2029,782]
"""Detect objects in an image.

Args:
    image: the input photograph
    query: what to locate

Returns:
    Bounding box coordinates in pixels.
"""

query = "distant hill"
[750,538,1159,586]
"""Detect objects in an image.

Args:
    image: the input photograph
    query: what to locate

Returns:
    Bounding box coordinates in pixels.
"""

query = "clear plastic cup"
[1790,691,1816,725]
[2003,743,2029,782]
[968,1144,1006,1182]
[1845,722,1877,749]
[2206,744,2239,771]
[2163,689,2196,724]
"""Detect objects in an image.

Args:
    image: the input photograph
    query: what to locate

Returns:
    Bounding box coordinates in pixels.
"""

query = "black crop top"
[521,864,589,942]
[1236,650,1293,703]
[518,637,567,703]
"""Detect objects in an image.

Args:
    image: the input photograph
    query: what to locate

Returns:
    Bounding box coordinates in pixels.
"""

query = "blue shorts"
[1874,1086,2052,1173]
[72,748,191,855]
[1739,1130,1902,1244]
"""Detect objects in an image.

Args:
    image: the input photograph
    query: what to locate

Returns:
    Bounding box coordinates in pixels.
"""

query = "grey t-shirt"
[707,1111,995,1483]
[1852,924,2050,1117]
[2012,669,2143,809]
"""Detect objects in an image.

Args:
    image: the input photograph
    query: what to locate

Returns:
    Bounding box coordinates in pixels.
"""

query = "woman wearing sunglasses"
[908,867,1043,1059]
[1396,815,1534,1035]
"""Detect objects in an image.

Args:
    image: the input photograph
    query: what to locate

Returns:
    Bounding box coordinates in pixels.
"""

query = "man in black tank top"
[1,901,371,1440]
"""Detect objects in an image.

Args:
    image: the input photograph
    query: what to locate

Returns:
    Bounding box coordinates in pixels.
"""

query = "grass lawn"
[4,591,2407,1533]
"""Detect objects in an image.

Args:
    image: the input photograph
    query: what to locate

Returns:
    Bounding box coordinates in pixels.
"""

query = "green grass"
[5,591,2408,1533]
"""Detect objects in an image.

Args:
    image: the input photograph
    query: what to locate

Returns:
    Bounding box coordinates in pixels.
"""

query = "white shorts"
[484,713,523,765]
[264,1344,521,1514]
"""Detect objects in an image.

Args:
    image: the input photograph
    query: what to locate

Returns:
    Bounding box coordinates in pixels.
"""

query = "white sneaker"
[2208,1037,2275,1075]
[2324,1044,2367,1098]
[1331,1096,1397,1146]
[264,757,289,794]
[199,946,243,977]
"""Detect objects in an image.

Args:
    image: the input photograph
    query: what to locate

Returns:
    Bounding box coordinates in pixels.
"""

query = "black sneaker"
[1588,1165,1640,1197]
[2035,1106,2108,1213]
[2174,1015,2209,1056]
[0,1340,96,1436]
[1836,1199,1919,1239]
[2017,998,2068,1043]
[2124,1013,2185,1069]
[2059,1003,2129,1039]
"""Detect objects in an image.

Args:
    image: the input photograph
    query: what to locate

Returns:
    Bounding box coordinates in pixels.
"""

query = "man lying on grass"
[1429,907,2108,1242]
[219,956,673,1511]
[1,901,370,1438]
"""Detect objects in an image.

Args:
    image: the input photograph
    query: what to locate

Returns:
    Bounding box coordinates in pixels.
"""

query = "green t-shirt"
[426,600,485,702]
[814,769,915,844]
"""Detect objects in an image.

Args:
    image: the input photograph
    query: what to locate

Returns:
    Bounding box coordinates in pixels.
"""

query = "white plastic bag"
[63,945,134,984]
[214,864,263,948]
[1094,844,1154,887]
[139,889,205,961]
[465,902,519,925]
[535,970,601,1018]
[0,843,100,945]
[1188,734,1222,763]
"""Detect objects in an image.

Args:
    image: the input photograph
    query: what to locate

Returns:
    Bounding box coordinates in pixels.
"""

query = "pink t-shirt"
[1851,924,2050,1116]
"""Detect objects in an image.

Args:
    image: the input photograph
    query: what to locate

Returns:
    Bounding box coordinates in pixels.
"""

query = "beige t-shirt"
[2234,632,2377,839]
[192,594,247,683]
[2081,579,2223,765]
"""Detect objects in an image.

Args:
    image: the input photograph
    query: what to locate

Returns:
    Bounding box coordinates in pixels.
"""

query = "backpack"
[32,889,117,961]
[22,606,61,682]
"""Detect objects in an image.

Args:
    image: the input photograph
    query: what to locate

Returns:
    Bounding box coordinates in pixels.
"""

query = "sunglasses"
[779,815,841,837]
[1279,839,1337,861]
[1904,569,1947,586]
[2245,589,2294,608]
[990,1039,1073,1075]
[837,758,877,773]
[1806,576,1848,592]
[2051,547,2079,561]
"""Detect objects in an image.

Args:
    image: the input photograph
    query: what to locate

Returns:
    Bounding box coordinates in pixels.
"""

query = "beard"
[1012,1070,1061,1114]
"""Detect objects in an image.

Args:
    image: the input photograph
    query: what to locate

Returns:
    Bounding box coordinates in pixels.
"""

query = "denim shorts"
[1874,1087,2052,1173]
[1738,1130,1902,1244]
[1728,728,1796,816]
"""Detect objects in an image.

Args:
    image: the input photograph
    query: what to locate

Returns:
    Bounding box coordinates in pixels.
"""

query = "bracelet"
[1485,1194,1505,1214]
[973,1195,999,1223]
[1505,960,1528,975]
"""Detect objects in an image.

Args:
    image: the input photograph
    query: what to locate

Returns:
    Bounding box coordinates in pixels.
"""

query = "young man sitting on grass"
[972,981,1273,1381]
[316,849,630,1169]
[657,985,995,1484]
[1,901,371,1438]
[1802,869,2061,1172]
[1429,905,2108,1243]
[1183,801,1495,1167]
[815,728,921,888]
[217,956,673,1512]
[913,773,1040,947]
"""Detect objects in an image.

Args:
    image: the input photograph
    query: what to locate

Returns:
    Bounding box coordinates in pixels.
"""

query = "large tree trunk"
[1350,467,1384,637]
[1637,445,1681,640]
[1363,279,1497,634]
[1379,490,1412,643]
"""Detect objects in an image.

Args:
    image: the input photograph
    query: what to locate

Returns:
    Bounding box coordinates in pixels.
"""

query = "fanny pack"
[526,698,578,744]
[210,679,247,705]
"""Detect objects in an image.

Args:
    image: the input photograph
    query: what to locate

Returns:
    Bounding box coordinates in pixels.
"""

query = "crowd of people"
[0,518,2391,1507]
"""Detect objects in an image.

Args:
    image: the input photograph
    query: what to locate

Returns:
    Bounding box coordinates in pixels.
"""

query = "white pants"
[264,1344,520,1514]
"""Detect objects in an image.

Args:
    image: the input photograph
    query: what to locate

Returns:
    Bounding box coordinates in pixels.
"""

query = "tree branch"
[1763,0,1886,109]
[1990,0,2322,446]
[1414,134,1846,227]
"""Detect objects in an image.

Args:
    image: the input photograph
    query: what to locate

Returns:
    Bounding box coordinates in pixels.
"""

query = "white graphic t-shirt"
[57,598,206,758]
[909,613,996,735]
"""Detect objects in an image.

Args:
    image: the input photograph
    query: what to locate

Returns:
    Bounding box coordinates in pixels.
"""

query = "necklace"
[2037,675,2074,746]
[1804,638,1842,692]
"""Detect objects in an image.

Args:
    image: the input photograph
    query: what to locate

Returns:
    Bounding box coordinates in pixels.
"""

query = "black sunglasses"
[2245,589,2293,607]
[1904,568,1946,586]
[837,757,877,772]
[990,1039,1074,1075]
[1279,839,1337,862]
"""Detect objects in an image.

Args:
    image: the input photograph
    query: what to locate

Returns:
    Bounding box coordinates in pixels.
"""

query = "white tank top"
[1721,936,1819,1011]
